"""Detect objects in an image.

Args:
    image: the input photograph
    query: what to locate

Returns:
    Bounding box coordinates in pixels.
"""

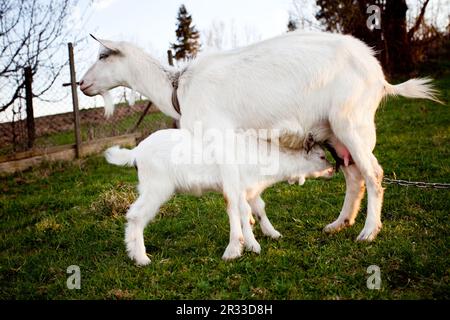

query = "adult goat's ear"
[90,34,121,55]
[303,133,315,153]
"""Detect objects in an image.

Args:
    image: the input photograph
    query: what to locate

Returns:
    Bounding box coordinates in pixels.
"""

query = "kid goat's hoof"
[245,240,261,254]
[268,230,282,239]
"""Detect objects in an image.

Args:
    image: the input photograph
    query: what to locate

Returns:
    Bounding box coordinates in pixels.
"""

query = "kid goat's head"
[295,144,334,186]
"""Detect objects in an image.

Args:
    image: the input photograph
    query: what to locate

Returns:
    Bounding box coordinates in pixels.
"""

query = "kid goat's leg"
[125,187,173,265]
[222,165,245,260]
[238,195,261,253]
[249,195,282,239]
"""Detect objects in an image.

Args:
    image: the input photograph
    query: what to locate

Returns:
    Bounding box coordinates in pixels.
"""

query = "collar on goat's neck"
[171,71,181,115]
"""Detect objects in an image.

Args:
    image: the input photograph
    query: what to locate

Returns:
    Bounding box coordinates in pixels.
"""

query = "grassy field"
[0,69,449,300]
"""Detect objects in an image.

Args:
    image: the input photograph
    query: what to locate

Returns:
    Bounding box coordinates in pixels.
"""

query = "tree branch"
[408,0,430,40]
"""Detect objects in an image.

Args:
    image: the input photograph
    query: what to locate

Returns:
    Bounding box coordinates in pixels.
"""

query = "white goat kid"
[81,31,440,244]
[105,129,333,265]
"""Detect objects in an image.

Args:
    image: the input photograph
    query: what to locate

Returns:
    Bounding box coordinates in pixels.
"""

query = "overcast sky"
[63,0,312,115]
[70,0,449,60]
[72,0,316,59]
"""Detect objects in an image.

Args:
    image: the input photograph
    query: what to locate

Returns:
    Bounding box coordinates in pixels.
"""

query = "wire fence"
[0,44,173,160]
[0,80,32,155]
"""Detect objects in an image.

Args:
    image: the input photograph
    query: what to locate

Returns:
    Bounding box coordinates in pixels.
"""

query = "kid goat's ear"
[303,133,315,153]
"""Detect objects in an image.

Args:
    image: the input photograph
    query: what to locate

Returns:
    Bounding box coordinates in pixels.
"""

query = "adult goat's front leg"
[324,164,365,234]
[223,196,245,260]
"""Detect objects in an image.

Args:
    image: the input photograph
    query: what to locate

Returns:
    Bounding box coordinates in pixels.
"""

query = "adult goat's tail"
[384,78,442,103]
[104,145,136,167]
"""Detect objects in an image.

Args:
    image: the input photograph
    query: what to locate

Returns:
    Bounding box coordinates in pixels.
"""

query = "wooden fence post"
[68,42,82,158]
[131,101,153,133]
[24,67,35,149]
[167,50,174,67]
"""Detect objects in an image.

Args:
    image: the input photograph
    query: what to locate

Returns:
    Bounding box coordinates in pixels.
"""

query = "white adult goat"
[105,129,333,265]
[80,31,440,254]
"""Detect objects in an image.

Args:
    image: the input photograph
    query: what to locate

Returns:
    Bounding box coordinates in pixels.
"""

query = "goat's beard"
[101,91,114,118]
[101,89,136,118]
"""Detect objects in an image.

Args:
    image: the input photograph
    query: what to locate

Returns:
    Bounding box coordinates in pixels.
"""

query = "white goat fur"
[81,31,440,259]
[105,129,332,265]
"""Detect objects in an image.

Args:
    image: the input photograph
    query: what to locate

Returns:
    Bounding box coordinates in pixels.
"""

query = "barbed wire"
[383,177,450,189]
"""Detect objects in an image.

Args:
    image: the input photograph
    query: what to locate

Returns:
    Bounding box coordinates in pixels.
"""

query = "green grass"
[0,72,449,300]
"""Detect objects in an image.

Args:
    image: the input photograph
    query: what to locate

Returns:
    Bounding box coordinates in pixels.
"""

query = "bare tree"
[288,0,321,31]
[202,20,261,50]
[0,0,85,112]
[315,0,446,76]
[203,20,226,49]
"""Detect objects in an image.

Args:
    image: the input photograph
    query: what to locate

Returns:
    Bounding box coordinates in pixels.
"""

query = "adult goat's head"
[79,35,130,116]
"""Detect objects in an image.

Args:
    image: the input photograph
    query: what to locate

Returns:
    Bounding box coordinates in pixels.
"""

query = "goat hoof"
[356,223,382,242]
[261,225,282,239]
[245,240,261,254]
[324,219,353,234]
[222,244,243,260]
[268,230,282,239]
[134,255,151,266]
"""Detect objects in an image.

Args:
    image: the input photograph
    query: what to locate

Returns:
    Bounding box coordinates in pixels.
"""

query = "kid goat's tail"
[104,145,136,167]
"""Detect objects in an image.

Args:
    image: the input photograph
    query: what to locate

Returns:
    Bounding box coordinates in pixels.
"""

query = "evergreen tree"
[171,4,201,61]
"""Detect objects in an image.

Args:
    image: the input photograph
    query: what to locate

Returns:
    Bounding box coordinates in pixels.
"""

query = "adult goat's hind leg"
[332,123,384,241]
[356,154,383,241]
[324,164,365,234]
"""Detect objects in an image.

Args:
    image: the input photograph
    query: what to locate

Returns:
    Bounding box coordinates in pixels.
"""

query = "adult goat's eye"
[99,53,108,60]
[320,156,326,160]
